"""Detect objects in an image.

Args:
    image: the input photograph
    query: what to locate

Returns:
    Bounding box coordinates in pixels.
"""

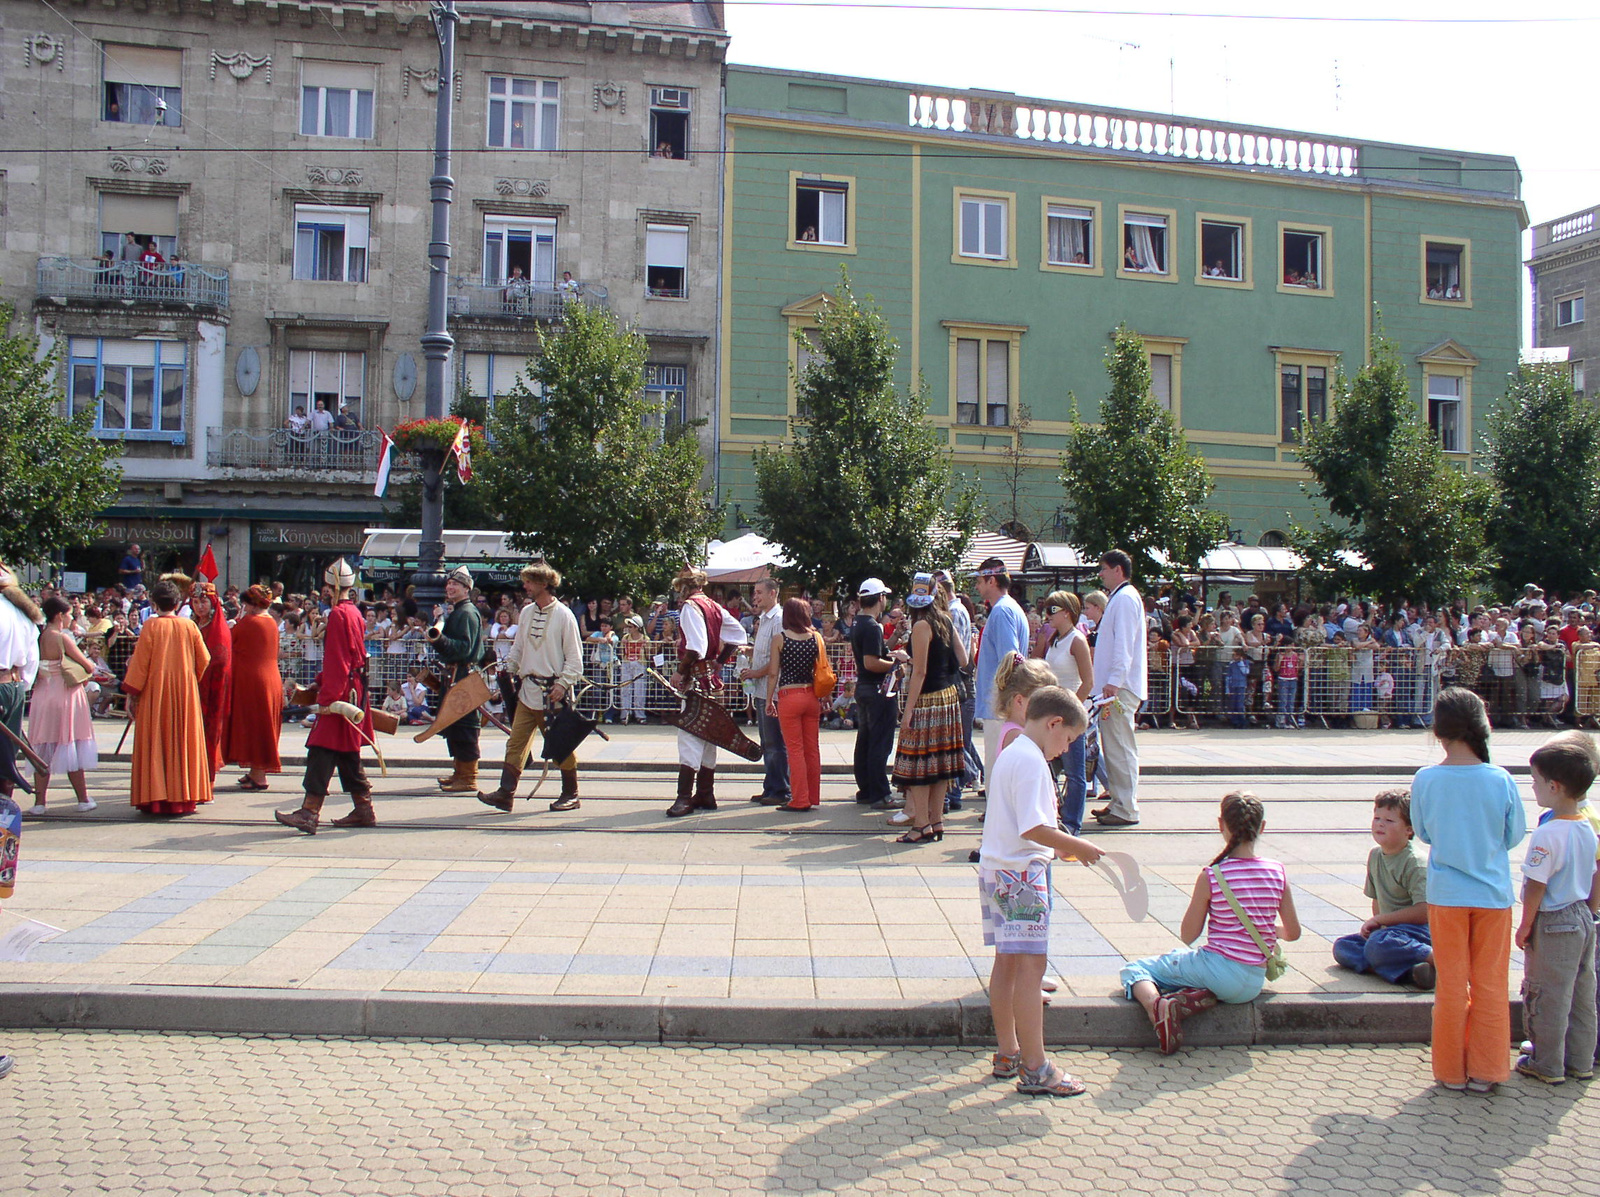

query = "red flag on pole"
[195,543,219,583]
[450,417,473,484]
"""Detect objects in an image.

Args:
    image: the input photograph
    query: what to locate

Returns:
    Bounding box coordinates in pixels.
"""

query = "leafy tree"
[1482,363,1600,595]
[477,301,720,599]
[752,274,978,595]
[0,300,122,569]
[1057,325,1228,587]
[1291,333,1493,601]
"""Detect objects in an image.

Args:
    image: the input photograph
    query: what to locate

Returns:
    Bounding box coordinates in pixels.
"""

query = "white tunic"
[508,597,584,708]
[0,591,40,687]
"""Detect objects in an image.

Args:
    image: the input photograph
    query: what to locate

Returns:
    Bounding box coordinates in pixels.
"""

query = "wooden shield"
[413,671,492,743]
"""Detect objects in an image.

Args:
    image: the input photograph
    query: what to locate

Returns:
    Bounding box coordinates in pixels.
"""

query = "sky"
[721,0,1599,334]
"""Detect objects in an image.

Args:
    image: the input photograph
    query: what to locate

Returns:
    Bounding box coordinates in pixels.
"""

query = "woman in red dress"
[191,584,233,782]
[224,585,283,790]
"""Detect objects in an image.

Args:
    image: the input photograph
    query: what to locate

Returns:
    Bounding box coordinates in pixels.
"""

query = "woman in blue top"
[1411,687,1528,1095]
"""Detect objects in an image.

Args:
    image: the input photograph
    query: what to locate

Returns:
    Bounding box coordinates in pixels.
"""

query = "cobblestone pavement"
[4,1033,1596,1197]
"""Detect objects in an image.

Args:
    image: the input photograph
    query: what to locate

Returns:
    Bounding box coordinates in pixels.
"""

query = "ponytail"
[1210,790,1265,866]
[1431,686,1492,763]
[992,652,1057,716]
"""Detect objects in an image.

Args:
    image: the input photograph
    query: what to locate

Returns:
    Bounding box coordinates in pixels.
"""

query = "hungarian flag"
[450,417,473,484]
[373,427,394,498]
[195,543,219,583]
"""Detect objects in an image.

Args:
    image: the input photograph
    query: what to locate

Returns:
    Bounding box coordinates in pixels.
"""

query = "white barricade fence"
[1576,644,1599,721]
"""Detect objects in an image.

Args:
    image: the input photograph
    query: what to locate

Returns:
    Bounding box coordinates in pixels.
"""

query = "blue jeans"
[1056,732,1087,834]
[1121,946,1266,1005]
[1332,923,1433,984]
[757,706,789,801]
[1276,677,1298,724]
[1225,689,1246,728]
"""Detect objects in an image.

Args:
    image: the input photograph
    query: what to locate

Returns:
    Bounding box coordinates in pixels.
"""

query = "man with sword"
[432,567,487,794]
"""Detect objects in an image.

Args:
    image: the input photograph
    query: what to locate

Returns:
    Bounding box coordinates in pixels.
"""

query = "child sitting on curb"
[980,686,1103,1097]
[1120,791,1300,1054]
[1332,789,1435,989]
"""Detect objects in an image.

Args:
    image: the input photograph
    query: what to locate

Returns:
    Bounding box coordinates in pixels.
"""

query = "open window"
[293,205,369,282]
[288,349,365,426]
[102,44,181,126]
[1121,212,1168,275]
[1556,294,1585,328]
[1199,219,1244,281]
[1423,240,1468,302]
[645,224,689,298]
[1046,204,1093,267]
[648,87,690,159]
[1281,229,1324,289]
[100,193,179,261]
[644,364,688,433]
[955,337,1010,427]
[1427,374,1464,452]
[794,178,849,247]
[483,217,555,287]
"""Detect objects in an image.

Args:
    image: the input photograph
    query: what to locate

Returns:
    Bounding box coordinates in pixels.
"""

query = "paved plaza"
[5,1033,1597,1197]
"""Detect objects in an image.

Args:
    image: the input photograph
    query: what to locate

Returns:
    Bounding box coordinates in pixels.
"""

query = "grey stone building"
[1527,203,1598,399]
[3,0,727,591]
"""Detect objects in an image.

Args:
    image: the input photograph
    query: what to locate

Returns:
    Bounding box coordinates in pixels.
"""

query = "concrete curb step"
[0,984,1516,1048]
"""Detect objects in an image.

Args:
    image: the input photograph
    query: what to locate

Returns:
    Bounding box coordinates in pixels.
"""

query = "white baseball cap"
[857,577,892,598]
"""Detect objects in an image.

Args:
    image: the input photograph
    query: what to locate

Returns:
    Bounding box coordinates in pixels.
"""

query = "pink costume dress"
[29,658,99,774]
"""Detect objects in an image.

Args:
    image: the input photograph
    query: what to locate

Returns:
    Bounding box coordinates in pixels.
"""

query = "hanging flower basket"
[390,416,484,454]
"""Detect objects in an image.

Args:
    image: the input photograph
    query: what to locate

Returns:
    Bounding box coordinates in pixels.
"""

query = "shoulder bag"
[811,631,837,700]
[1209,864,1288,981]
[60,656,92,687]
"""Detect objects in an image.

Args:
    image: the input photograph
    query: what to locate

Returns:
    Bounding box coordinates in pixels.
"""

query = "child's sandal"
[990,1050,1021,1078]
[1015,1061,1087,1097]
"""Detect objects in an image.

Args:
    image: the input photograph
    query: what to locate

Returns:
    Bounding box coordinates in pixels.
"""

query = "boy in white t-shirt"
[1515,731,1600,1084]
[979,686,1103,1097]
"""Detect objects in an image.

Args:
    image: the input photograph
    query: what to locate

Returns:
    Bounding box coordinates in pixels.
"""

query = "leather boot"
[478,766,521,813]
[438,763,463,787]
[274,794,324,835]
[549,769,580,812]
[330,796,377,828]
[666,765,697,818]
[693,767,717,811]
[439,761,479,793]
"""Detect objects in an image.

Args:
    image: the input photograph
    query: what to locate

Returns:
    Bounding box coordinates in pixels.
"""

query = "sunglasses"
[1042,604,1063,616]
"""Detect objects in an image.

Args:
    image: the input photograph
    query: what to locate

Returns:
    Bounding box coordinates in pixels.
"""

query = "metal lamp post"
[412,0,459,611]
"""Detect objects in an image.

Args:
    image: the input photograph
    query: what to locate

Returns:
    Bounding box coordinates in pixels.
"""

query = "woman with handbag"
[26,596,100,814]
[889,574,969,843]
[759,598,830,812]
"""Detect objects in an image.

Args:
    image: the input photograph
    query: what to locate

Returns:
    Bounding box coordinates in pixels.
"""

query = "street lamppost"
[412,0,458,612]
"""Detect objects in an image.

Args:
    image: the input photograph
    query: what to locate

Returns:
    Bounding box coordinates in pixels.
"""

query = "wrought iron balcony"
[36,256,230,311]
[207,428,389,475]
[449,278,609,321]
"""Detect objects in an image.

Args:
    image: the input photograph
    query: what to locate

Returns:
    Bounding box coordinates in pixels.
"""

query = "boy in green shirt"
[1333,788,1436,988]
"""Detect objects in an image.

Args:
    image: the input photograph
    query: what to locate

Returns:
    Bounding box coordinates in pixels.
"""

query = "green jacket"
[435,600,485,675]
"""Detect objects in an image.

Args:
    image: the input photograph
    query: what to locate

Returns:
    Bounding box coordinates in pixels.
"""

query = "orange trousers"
[1428,904,1513,1085]
[776,687,821,809]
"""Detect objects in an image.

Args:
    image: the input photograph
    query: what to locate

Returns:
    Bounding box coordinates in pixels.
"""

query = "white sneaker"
[76,799,97,812]
[27,805,47,816]
[887,810,912,825]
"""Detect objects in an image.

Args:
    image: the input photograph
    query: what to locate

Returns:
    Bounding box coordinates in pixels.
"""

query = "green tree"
[1291,334,1493,601]
[752,274,978,595]
[1482,362,1600,595]
[1057,325,1228,587]
[0,300,122,569]
[477,301,720,598]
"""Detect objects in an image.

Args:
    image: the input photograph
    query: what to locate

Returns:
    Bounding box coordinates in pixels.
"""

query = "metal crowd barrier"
[1577,645,1600,720]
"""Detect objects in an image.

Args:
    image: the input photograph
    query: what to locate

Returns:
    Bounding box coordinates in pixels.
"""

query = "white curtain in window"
[1129,224,1159,272]
[1048,207,1090,264]
[818,190,846,245]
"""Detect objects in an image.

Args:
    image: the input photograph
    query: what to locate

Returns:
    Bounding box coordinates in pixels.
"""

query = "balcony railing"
[449,278,609,321]
[36,256,230,310]
[208,428,386,473]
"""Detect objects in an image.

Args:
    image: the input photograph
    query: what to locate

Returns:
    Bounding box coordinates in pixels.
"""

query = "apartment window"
[1046,205,1093,267]
[955,337,1010,426]
[1424,241,1467,301]
[960,196,1008,261]
[792,327,823,419]
[645,224,689,299]
[293,205,369,282]
[1200,220,1244,281]
[794,179,848,246]
[300,63,376,139]
[483,217,555,287]
[1572,361,1586,396]
[465,352,536,403]
[1427,374,1464,452]
[1150,354,1174,412]
[102,44,181,126]
[288,350,365,425]
[648,87,690,159]
[644,364,688,432]
[488,77,559,150]
[1280,363,1328,443]
[1556,294,1585,327]
[1282,230,1325,289]
[99,193,179,261]
[68,337,186,437]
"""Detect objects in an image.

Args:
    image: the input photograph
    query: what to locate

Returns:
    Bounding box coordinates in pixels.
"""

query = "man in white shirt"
[0,560,42,797]
[738,578,790,806]
[667,568,747,818]
[1090,549,1147,827]
[479,562,585,813]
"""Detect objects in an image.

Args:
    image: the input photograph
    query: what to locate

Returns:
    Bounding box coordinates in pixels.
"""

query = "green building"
[717,66,1524,544]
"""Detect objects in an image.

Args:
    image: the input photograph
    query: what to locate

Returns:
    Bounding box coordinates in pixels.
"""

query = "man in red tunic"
[275,559,375,834]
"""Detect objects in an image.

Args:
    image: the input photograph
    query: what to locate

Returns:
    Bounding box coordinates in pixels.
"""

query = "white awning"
[359,529,538,563]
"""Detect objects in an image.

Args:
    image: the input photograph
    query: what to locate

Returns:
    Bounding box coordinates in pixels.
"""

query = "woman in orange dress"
[192,584,232,782]
[123,579,211,815]
[224,585,283,790]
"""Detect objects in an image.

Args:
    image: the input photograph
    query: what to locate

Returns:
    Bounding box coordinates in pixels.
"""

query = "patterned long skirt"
[891,684,965,788]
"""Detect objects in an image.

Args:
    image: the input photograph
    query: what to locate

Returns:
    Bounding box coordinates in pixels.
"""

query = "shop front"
[250,521,368,595]
[66,518,201,590]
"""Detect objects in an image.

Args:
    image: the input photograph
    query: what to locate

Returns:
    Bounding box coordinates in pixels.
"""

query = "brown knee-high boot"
[478,766,521,813]
[330,794,377,828]
[549,769,580,812]
[274,793,324,835]
[439,760,479,793]
[666,765,696,818]
[693,767,717,811]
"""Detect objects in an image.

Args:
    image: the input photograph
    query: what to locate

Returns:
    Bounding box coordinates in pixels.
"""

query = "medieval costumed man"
[224,585,284,791]
[478,562,584,813]
[191,583,233,782]
[123,579,212,815]
[0,560,42,799]
[432,566,486,794]
[665,569,747,819]
[275,559,376,834]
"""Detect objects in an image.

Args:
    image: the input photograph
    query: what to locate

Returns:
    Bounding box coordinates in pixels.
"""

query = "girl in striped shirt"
[1120,791,1301,1053]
